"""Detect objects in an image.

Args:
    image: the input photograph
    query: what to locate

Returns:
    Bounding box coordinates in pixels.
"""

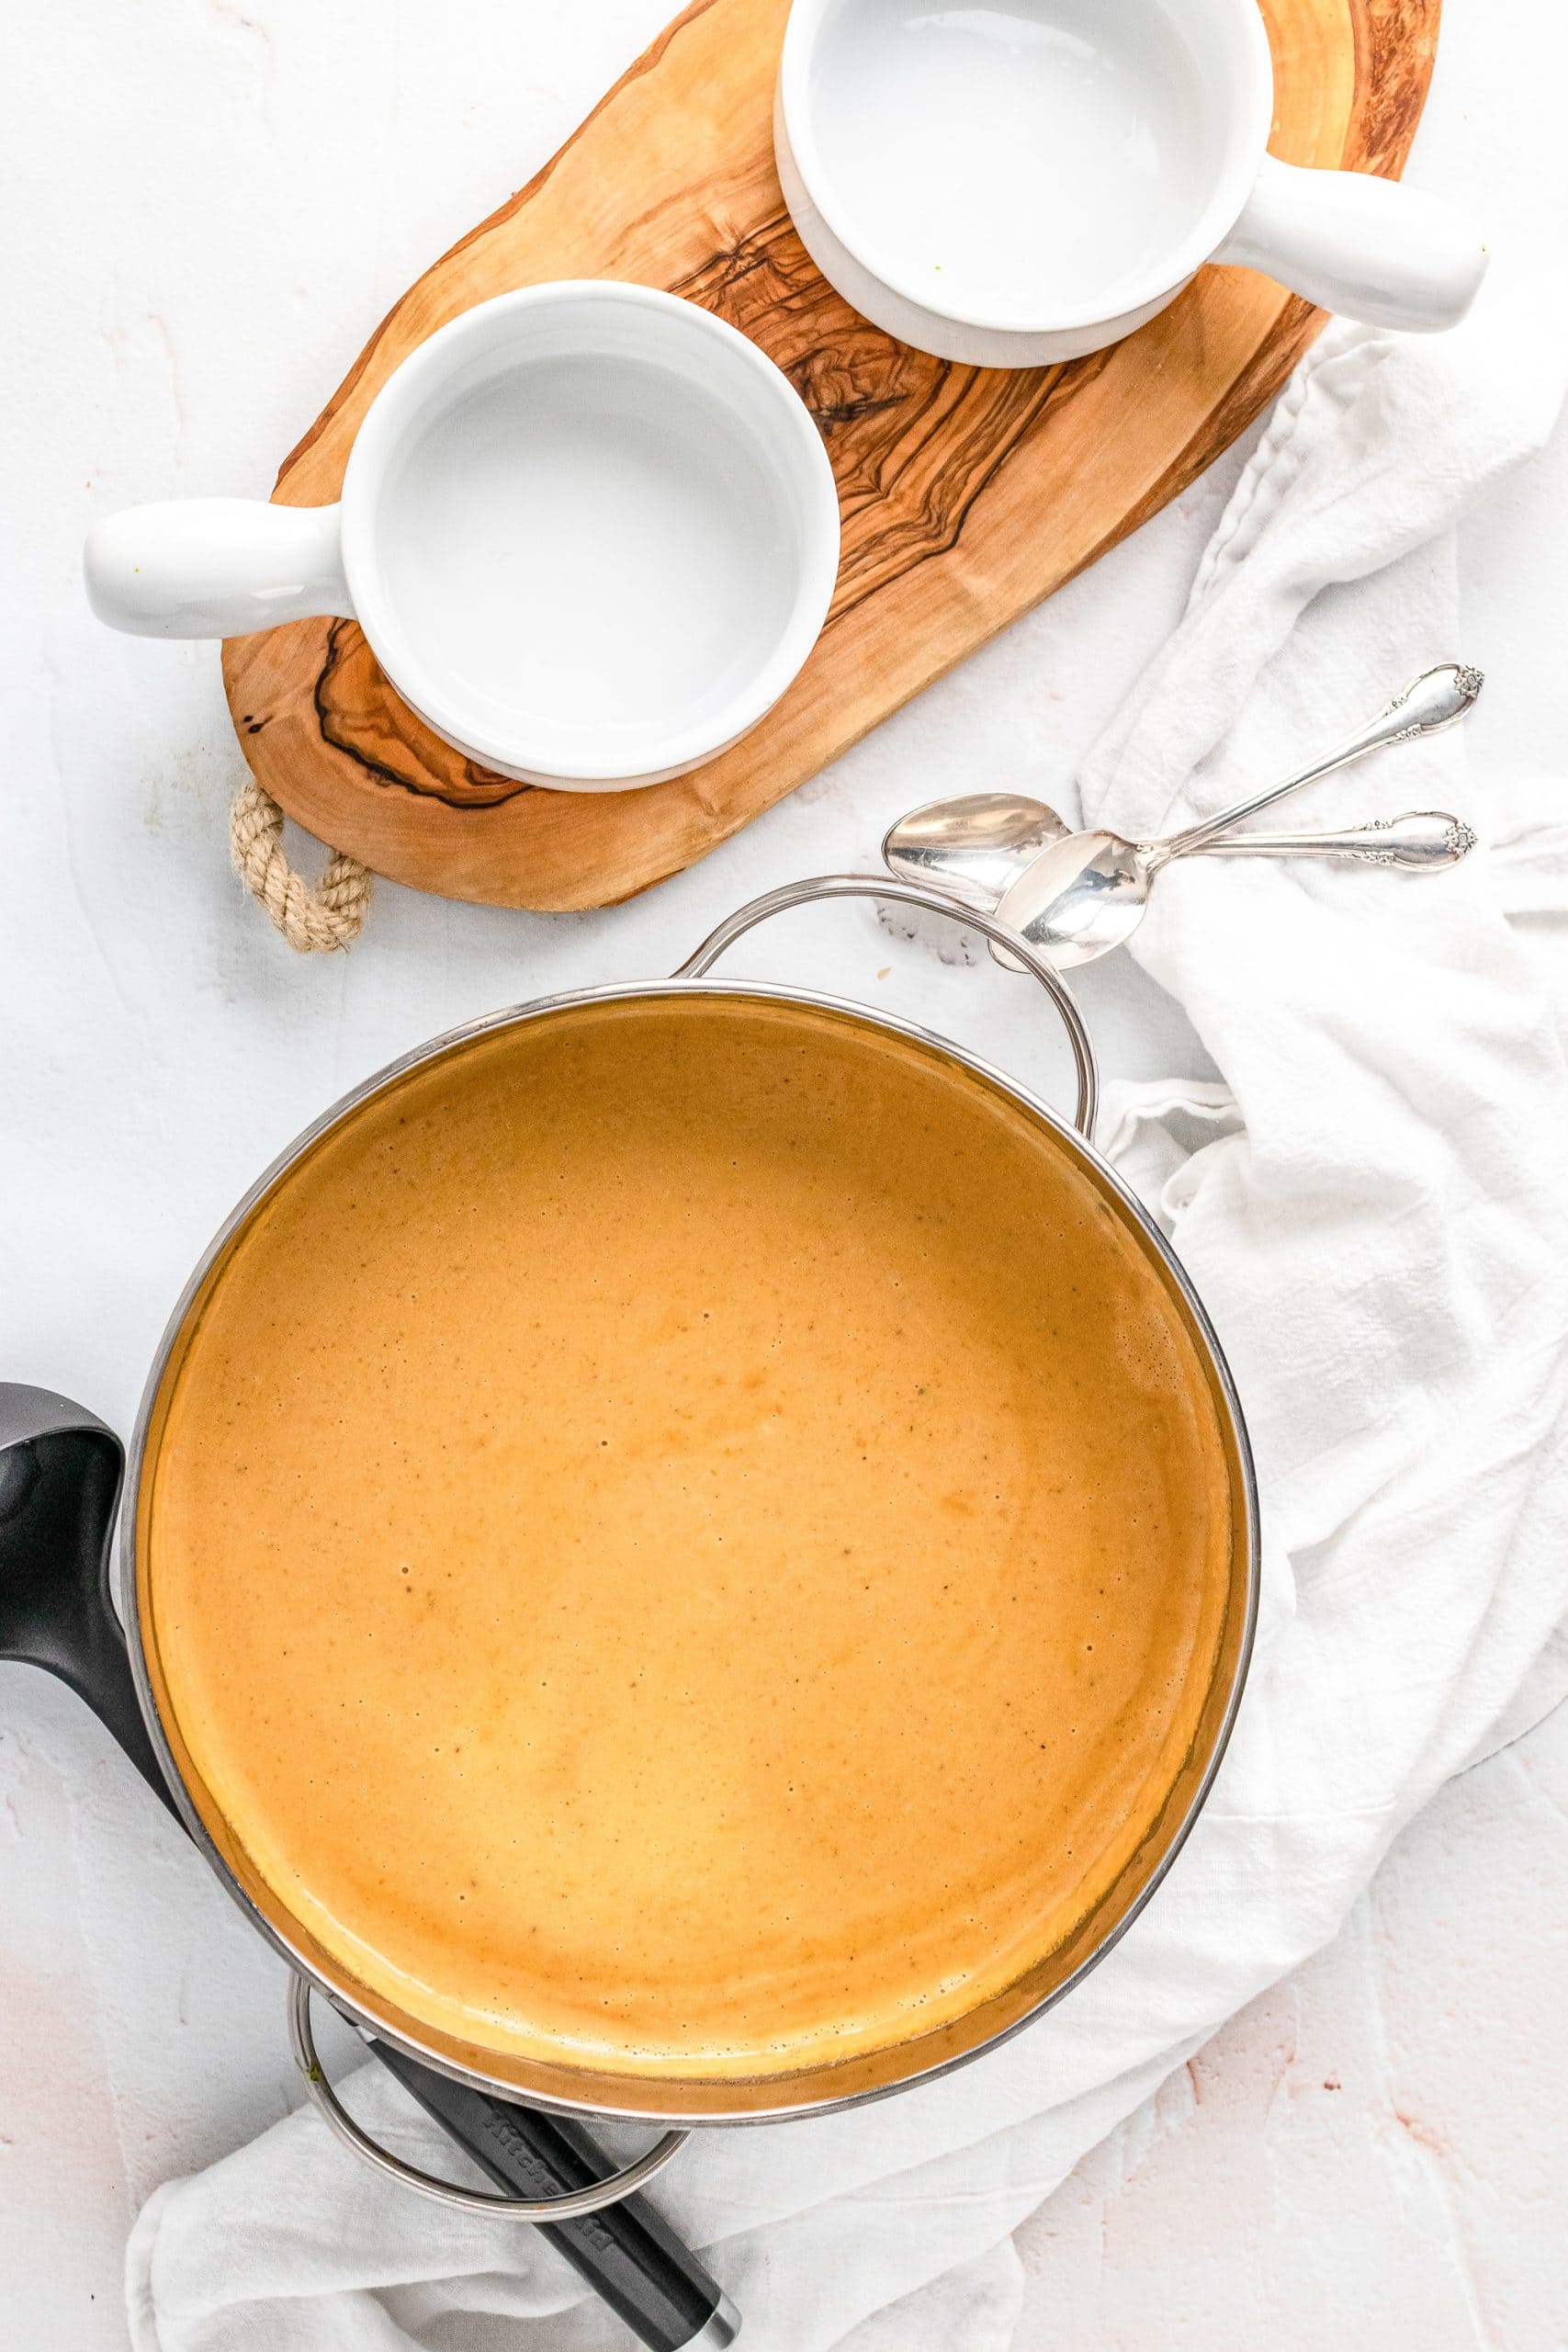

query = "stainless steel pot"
[109,876,1258,2224]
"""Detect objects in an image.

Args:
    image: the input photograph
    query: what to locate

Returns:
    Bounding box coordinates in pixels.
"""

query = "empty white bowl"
[85,284,843,791]
[775,0,1488,367]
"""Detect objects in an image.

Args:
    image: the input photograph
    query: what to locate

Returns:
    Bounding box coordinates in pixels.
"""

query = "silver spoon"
[888,798,1477,968]
[882,665,1483,958]
[886,795,1476,908]
[983,662,1482,970]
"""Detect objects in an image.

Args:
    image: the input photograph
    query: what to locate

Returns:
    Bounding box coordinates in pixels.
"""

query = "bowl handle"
[674,873,1099,1140]
[84,499,352,639]
[1214,155,1488,334]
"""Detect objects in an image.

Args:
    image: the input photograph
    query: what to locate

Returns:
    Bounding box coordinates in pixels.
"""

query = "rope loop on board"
[230,777,370,954]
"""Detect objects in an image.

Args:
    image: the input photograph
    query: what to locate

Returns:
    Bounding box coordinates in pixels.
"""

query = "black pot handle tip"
[0,1383,172,1808]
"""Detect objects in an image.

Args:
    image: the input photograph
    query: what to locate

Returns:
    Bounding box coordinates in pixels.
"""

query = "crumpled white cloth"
[127,275,1568,2352]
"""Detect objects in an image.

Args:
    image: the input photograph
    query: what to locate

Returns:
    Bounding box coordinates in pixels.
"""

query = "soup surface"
[142,997,1235,2083]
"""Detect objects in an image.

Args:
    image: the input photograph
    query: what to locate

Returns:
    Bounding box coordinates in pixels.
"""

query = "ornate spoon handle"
[1171,809,1477,868]
[1152,663,1483,868]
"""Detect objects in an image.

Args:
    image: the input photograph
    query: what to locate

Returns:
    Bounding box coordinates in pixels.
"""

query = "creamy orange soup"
[141,997,1234,2080]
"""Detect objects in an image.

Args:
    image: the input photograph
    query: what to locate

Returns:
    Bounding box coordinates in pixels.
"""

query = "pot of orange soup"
[121,876,1258,2210]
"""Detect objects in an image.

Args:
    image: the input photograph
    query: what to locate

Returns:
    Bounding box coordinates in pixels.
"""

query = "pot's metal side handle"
[289,1977,690,2217]
[674,873,1099,1141]
[0,1383,174,1810]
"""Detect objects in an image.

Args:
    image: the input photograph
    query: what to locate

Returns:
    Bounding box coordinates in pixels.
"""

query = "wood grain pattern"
[222,0,1441,911]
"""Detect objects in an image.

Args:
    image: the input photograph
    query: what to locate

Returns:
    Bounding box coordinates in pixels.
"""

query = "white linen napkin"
[126,276,1568,2352]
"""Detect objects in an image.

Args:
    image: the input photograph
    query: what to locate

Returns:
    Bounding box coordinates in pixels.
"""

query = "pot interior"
[131,989,1254,2121]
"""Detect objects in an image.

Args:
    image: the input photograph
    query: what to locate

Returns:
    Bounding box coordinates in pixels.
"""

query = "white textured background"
[2,3,1565,2346]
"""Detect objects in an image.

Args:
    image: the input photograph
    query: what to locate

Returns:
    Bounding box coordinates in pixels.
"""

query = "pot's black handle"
[0,1385,173,1806]
[0,1383,735,2352]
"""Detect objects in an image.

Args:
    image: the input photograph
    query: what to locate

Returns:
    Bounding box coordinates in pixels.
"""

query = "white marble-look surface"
[2,2,1565,2346]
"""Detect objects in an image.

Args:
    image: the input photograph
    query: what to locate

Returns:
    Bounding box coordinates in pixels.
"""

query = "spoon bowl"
[991,831,1152,970]
[880,792,1068,910]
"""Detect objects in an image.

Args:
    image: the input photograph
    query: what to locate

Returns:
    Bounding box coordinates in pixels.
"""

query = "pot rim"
[120,965,1259,2129]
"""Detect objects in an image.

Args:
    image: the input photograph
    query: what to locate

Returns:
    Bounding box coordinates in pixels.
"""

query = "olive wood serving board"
[222,0,1440,910]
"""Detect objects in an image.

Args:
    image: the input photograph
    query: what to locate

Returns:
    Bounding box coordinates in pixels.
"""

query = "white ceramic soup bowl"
[85,283,841,791]
[775,0,1489,368]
